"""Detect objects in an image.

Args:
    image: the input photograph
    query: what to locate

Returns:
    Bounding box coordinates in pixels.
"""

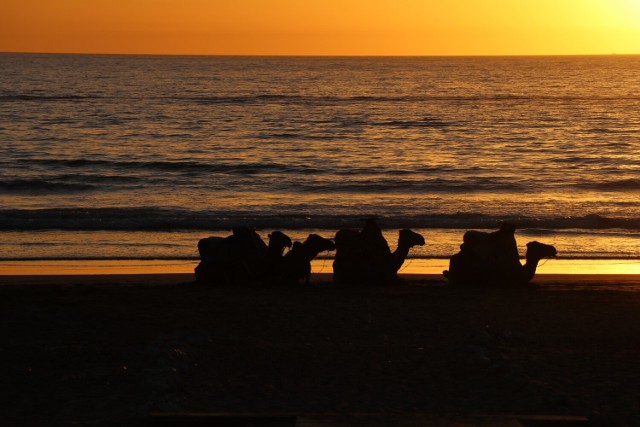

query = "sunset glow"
[3,0,640,55]
[1,259,639,276]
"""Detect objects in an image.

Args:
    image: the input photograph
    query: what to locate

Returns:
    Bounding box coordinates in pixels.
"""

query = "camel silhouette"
[443,223,557,287]
[195,227,292,286]
[333,219,425,285]
[279,234,336,285]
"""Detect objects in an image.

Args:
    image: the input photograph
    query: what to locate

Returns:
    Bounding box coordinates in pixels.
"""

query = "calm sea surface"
[1,54,638,263]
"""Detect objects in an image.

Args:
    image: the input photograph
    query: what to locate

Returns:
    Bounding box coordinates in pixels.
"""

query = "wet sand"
[1,273,640,426]
[2,258,639,276]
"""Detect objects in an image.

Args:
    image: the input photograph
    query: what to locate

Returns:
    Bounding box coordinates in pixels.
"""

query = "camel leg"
[304,263,311,286]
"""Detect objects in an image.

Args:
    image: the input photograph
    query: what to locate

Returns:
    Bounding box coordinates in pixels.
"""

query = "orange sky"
[2,0,640,55]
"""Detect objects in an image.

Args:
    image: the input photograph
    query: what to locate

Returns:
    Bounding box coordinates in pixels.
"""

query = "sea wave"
[55,174,144,184]
[574,179,640,191]
[1,209,637,231]
[182,94,640,105]
[0,175,145,194]
[6,158,638,194]
[5,91,638,106]
[13,158,324,175]
[1,171,532,193]
[374,118,451,128]
[296,179,525,193]
[0,179,98,194]
[9,158,483,183]
[0,94,100,102]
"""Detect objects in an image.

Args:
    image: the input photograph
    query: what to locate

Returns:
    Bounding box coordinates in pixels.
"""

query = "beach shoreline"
[1,257,638,277]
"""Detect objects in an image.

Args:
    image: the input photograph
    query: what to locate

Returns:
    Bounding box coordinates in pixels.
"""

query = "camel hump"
[197,236,226,261]
[233,228,268,258]
[499,222,517,234]
[268,231,292,248]
[462,230,494,246]
[335,229,360,247]
[526,241,557,259]
[231,226,255,236]
[463,223,515,246]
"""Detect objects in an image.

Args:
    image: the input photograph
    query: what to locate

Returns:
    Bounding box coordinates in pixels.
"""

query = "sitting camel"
[279,234,336,285]
[195,227,292,285]
[333,219,425,285]
[443,223,557,287]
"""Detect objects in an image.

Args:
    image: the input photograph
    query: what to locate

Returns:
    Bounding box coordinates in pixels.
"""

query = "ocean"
[1,54,638,272]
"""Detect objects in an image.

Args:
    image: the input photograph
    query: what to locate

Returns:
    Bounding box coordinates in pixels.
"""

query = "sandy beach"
[1,273,640,426]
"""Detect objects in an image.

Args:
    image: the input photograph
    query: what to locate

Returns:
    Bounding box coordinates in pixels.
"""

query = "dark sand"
[1,274,640,426]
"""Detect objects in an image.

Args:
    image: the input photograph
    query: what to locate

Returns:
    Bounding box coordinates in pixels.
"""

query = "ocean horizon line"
[2,51,640,58]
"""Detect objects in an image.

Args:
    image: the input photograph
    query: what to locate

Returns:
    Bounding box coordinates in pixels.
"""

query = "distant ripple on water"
[1,54,638,259]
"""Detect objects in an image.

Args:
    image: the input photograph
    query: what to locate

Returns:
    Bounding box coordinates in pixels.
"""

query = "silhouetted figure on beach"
[333,219,425,285]
[278,234,335,285]
[195,227,291,286]
[443,223,557,287]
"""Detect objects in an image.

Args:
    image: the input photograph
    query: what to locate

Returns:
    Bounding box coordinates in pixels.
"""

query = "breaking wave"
[182,94,640,106]
[0,179,98,194]
[574,179,640,191]
[1,209,637,232]
[0,94,100,102]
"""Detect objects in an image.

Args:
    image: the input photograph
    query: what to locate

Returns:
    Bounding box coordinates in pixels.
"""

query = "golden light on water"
[0,259,638,276]
[2,0,640,55]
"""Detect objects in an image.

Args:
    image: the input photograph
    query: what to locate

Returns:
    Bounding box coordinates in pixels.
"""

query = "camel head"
[268,231,292,253]
[525,241,557,261]
[398,229,425,249]
[305,234,336,253]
